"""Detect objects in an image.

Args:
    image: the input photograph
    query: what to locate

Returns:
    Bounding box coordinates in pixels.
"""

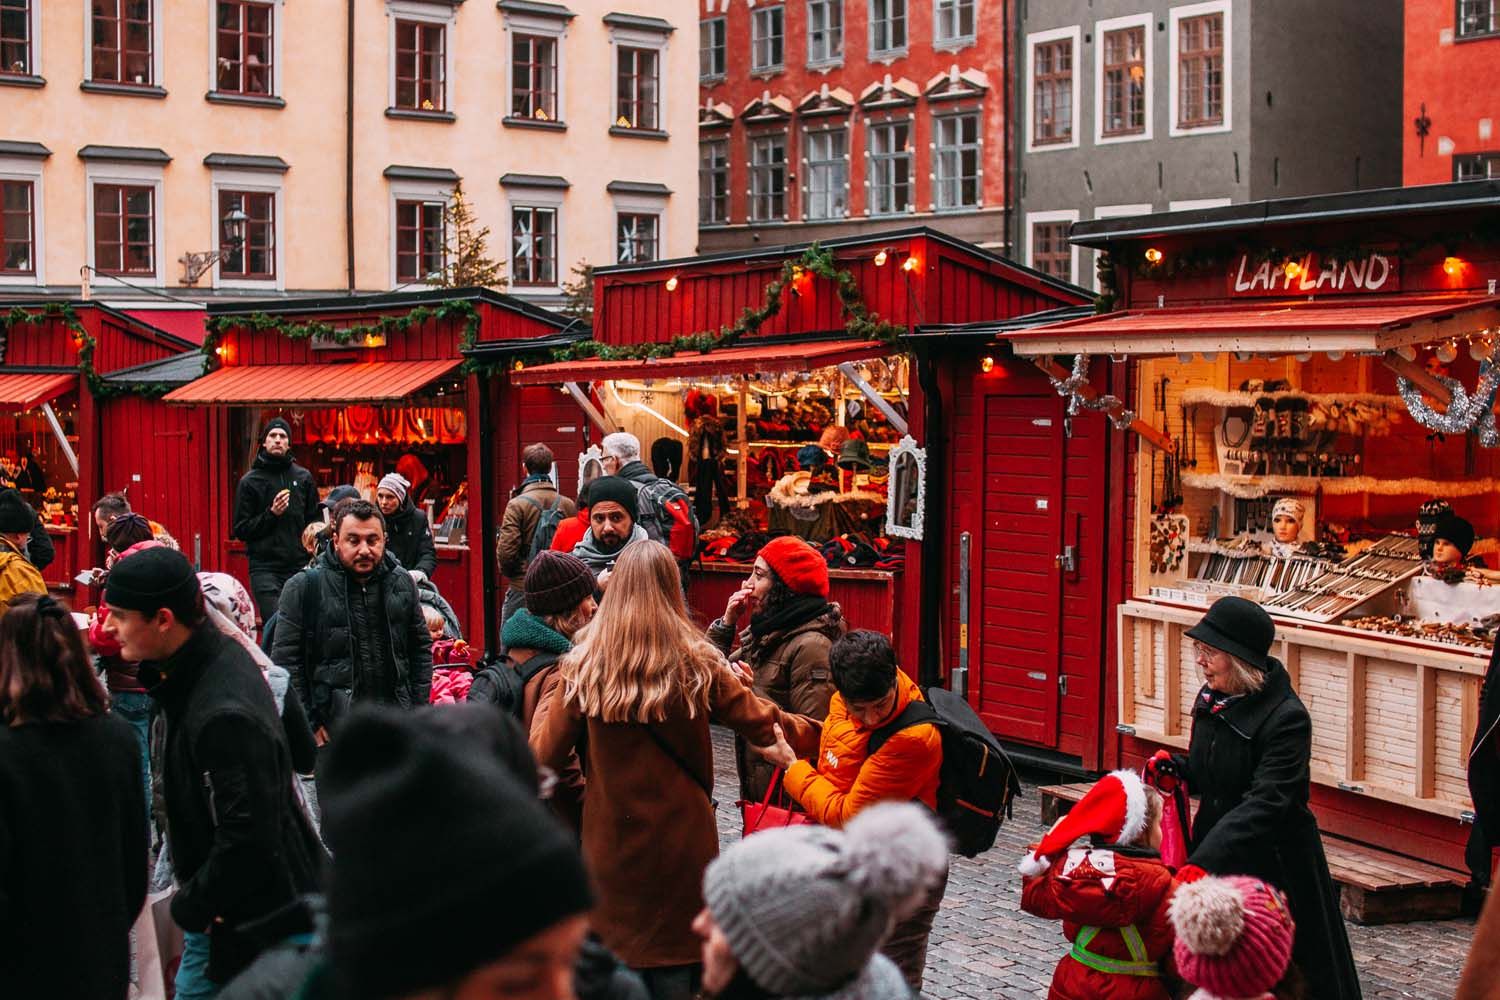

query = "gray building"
[1015,0,1401,291]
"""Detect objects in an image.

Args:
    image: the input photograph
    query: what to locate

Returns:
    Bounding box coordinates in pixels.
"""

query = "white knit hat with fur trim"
[1018,769,1151,876]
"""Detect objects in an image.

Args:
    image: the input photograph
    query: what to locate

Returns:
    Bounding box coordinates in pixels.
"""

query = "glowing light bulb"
[665,276,679,292]
[902,256,920,272]
[1395,345,1417,362]
[1443,256,1464,277]
[1437,341,1459,363]
[1283,260,1303,280]
[873,249,889,267]
[1469,337,1494,362]
[1143,248,1164,264]
[980,356,995,373]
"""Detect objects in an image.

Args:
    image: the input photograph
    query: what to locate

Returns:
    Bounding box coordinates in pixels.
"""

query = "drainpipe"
[345,0,357,291]
[916,345,945,689]
[1003,0,1015,254]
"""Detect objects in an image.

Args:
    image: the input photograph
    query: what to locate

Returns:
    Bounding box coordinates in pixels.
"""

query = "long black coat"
[146,623,326,983]
[232,450,320,574]
[1174,659,1362,1000]
[384,499,438,576]
[1467,642,1500,883]
[0,713,147,999]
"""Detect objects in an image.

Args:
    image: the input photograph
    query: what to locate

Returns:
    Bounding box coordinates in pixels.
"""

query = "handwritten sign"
[1228,251,1400,297]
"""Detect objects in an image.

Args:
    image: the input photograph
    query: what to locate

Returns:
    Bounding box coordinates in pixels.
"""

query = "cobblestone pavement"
[709,727,1474,999]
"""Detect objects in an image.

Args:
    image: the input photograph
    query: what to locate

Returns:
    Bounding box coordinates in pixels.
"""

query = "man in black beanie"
[234,417,321,621]
[104,546,325,994]
[0,488,46,612]
[313,706,595,1000]
[570,474,647,589]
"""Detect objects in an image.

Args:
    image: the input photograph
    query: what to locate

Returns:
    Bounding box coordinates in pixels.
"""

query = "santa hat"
[1017,769,1151,876]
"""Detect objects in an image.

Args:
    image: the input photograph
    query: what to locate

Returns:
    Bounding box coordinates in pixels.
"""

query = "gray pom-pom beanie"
[702,802,948,996]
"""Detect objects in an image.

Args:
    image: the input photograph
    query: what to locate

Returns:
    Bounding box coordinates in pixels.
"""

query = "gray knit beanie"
[702,803,948,996]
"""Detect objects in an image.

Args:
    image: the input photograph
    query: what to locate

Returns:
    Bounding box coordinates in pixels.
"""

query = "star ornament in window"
[422,99,435,110]
[618,221,641,262]
[617,115,632,128]
[515,217,535,259]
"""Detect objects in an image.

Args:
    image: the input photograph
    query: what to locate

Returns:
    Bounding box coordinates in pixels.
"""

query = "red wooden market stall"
[159,288,580,647]
[0,302,203,596]
[995,179,1500,875]
[506,228,1089,706]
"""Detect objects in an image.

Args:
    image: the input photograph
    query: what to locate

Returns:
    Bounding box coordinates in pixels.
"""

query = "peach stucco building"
[0,0,697,303]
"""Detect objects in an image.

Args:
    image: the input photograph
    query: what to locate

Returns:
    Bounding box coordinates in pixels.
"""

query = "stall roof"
[0,372,76,409]
[205,285,573,330]
[163,359,461,404]
[510,338,890,386]
[1003,294,1500,357]
[909,304,1096,339]
[104,352,207,387]
[115,307,208,346]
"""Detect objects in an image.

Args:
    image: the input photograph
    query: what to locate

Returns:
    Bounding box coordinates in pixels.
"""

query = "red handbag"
[739,768,815,837]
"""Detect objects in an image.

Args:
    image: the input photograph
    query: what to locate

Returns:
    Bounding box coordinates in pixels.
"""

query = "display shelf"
[1182,471,1500,499]
[743,439,895,450]
[1181,388,1404,408]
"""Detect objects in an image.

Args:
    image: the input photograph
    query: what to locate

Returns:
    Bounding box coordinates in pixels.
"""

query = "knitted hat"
[321,707,593,1000]
[1269,497,1305,525]
[1018,770,1152,876]
[0,489,31,533]
[524,550,596,615]
[320,485,362,512]
[586,475,638,520]
[1170,876,1296,1000]
[105,512,154,552]
[1433,512,1475,558]
[1185,596,1275,672]
[758,536,830,599]
[197,571,257,638]
[105,547,201,616]
[377,473,410,504]
[703,803,948,996]
[1417,498,1453,560]
[261,417,292,443]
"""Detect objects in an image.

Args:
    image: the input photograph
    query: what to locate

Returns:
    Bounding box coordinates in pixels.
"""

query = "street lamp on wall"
[179,205,250,286]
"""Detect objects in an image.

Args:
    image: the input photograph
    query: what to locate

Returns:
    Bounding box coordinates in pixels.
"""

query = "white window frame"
[85,161,165,288]
[865,117,914,218]
[1088,203,1151,290]
[0,157,44,286]
[1024,24,1081,153]
[932,110,982,212]
[83,0,165,86]
[749,132,788,222]
[610,188,668,261]
[3,0,42,77]
[1167,197,1231,211]
[869,0,908,59]
[699,16,726,81]
[209,167,284,292]
[802,126,848,221]
[699,138,730,225]
[607,22,670,133]
[806,0,843,67]
[387,177,451,288]
[204,0,284,98]
[1169,0,1232,138]
[385,0,457,113]
[750,5,784,74]
[503,182,566,294]
[1094,12,1152,146]
[1024,208,1079,285]
[933,0,975,50]
[503,8,569,123]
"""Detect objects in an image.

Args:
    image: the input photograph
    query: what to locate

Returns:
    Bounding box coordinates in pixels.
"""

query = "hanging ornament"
[1470,335,1495,362]
[1046,354,1136,429]
[1436,340,1459,363]
[1396,359,1500,447]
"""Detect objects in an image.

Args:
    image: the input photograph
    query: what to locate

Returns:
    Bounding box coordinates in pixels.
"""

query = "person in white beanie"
[691,802,947,1000]
[375,472,437,577]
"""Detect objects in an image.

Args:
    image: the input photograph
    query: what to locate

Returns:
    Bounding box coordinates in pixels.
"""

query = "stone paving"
[709,727,1475,999]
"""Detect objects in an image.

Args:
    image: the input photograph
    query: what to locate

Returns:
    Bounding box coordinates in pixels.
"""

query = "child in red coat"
[1020,769,1176,1000]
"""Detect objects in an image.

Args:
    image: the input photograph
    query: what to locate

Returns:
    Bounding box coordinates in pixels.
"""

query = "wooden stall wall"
[96,396,214,567]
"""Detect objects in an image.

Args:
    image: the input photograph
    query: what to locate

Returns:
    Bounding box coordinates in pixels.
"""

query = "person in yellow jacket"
[755,629,946,994]
[0,490,47,612]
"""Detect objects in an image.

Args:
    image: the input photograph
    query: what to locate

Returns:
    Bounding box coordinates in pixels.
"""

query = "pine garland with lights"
[201,299,485,371]
[1,302,177,398]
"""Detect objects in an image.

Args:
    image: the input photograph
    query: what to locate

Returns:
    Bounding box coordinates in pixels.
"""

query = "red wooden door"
[973,393,1066,747]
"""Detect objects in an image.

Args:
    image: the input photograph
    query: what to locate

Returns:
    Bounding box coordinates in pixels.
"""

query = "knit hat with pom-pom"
[1170,875,1295,1000]
[702,802,948,995]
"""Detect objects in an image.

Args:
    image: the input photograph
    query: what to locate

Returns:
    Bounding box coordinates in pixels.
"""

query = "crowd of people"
[5,420,1500,1000]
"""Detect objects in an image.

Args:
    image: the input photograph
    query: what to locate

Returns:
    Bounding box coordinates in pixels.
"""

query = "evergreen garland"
[202,299,485,371]
[1,302,177,399]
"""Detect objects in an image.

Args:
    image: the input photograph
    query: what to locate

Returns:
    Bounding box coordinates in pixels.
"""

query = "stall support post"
[41,403,79,478]
[475,374,498,655]
[562,382,612,435]
[837,362,910,435]
[736,383,748,507]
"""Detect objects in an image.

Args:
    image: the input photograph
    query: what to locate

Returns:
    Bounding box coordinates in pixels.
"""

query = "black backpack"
[867,686,1022,858]
[467,650,562,720]
[519,494,569,562]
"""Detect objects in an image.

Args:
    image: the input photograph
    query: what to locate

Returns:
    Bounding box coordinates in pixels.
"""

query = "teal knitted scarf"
[501,607,572,655]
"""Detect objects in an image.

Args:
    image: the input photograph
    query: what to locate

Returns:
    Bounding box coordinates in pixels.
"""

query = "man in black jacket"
[272,499,433,744]
[234,418,321,622]
[103,546,325,993]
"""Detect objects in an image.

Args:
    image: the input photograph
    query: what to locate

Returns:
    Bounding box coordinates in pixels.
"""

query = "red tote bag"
[739,768,815,837]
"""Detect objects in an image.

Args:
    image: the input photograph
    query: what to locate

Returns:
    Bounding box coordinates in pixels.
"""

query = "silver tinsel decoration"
[1396,360,1500,447]
[1047,354,1137,430]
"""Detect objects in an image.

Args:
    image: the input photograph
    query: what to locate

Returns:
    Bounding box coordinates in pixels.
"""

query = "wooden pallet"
[1037,783,1465,925]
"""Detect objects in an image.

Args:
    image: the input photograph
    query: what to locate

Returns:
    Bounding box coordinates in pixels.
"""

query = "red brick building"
[697,0,1015,253]
[1404,0,1500,184]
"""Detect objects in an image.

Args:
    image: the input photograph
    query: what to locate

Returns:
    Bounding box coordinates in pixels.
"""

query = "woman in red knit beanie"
[708,535,848,805]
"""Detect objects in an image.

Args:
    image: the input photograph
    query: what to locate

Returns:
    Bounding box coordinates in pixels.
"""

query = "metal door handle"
[1054,545,1077,572]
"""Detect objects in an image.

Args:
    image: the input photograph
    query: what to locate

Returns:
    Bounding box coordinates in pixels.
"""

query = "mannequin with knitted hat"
[1019,769,1176,1000]
[1169,875,1300,1000]
[233,417,321,621]
[1267,497,1307,558]
[709,535,846,803]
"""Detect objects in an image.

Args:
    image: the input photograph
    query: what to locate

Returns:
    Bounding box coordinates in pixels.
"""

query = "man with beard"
[570,476,646,593]
[272,499,432,745]
[234,419,321,621]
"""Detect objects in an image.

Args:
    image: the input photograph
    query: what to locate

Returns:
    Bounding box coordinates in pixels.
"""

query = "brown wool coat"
[530,664,821,969]
[497,480,576,584]
[515,650,583,833]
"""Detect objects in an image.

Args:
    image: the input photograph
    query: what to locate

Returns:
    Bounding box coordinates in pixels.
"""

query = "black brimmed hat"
[1185,596,1275,672]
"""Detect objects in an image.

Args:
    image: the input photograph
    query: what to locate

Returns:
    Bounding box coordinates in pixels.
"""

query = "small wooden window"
[395,19,445,111]
[699,140,730,224]
[807,0,843,64]
[870,0,907,54]
[934,113,980,210]
[868,120,912,216]
[751,6,784,72]
[1033,39,1073,144]
[395,199,445,283]
[512,206,557,285]
[1102,26,1145,136]
[91,0,154,85]
[699,17,726,80]
[616,47,659,130]
[1031,221,1071,282]
[749,134,787,221]
[1455,153,1500,181]
[1178,13,1224,129]
[934,0,975,45]
[215,0,273,95]
[0,0,32,76]
[219,190,275,280]
[512,35,558,120]
[803,128,848,220]
[616,213,658,263]
[1458,0,1498,38]
[94,183,155,276]
[0,179,34,274]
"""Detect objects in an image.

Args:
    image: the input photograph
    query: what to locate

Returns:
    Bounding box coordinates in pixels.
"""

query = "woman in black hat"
[1148,596,1362,999]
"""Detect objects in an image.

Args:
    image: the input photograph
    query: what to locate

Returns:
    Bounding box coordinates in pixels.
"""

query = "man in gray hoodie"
[570,476,647,593]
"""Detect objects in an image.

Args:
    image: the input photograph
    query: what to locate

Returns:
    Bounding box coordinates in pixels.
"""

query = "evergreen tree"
[440,182,506,289]
[561,260,594,321]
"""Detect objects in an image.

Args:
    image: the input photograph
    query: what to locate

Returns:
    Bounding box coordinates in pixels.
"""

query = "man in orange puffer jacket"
[755,629,945,993]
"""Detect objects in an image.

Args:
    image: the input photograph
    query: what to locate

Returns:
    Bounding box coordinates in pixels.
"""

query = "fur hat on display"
[1170,875,1296,1000]
[1017,769,1153,876]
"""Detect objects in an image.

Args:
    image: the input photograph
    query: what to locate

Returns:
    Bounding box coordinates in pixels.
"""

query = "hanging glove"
[1143,749,1180,793]
[1175,863,1209,884]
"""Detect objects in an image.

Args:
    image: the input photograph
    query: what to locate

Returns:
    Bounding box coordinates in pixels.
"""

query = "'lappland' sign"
[1228,251,1399,297]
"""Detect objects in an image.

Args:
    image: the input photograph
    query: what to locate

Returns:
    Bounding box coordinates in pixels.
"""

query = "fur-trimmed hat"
[1018,770,1153,876]
[1170,875,1296,1000]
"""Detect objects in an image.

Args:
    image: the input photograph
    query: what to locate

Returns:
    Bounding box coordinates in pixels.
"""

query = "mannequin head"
[1270,497,1305,544]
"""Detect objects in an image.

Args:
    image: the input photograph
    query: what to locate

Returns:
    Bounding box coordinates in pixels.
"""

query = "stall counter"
[687,561,899,641]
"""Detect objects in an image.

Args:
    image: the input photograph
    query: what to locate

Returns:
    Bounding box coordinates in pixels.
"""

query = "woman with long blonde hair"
[531,540,821,1000]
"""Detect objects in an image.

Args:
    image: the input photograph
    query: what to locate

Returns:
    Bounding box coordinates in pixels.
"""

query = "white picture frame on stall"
[885,434,926,540]
[577,445,604,493]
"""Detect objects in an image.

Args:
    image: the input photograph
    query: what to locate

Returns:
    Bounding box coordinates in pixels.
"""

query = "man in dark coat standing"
[1466,640,1500,905]
[1154,596,1362,1000]
[234,418,321,622]
[104,546,325,993]
[273,498,433,744]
